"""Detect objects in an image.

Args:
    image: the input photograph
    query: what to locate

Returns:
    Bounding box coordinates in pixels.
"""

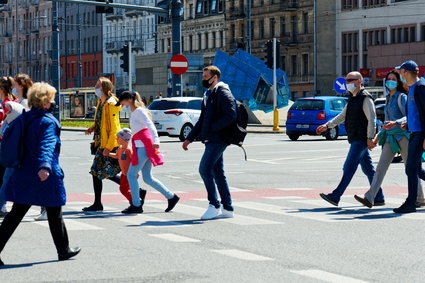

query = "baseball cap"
[117,128,132,142]
[395,60,419,72]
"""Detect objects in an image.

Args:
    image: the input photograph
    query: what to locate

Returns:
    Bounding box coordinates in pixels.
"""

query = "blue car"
[286,96,348,141]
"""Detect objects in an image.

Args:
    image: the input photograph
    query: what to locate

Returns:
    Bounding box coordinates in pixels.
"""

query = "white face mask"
[346,83,357,93]
[94,88,103,98]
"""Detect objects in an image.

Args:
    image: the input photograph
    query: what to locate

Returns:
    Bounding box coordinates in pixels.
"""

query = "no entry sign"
[170,54,188,75]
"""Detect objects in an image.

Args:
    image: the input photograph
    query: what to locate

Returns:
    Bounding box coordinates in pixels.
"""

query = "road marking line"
[290,269,369,283]
[149,233,200,242]
[212,249,273,261]
[264,196,307,200]
[30,215,104,231]
[144,203,281,225]
[247,159,279,164]
[275,187,315,191]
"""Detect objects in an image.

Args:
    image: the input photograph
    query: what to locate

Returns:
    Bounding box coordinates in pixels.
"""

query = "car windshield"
[291,100,324,111]
[148,100,187,110]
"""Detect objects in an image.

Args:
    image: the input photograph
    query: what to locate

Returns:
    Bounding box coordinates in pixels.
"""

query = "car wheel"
[325,127,339,140]
[179,123,193,141]
[288,133,300,141]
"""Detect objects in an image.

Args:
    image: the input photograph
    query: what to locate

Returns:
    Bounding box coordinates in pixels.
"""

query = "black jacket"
[345,89,370,143]
[186,82,237,144]
[410,77,425,137]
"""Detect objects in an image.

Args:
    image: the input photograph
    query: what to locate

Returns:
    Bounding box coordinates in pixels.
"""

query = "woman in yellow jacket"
[83,77,122,211]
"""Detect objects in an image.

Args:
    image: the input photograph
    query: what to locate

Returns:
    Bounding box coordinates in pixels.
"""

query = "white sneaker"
[200,205,222,220]
[218,207,234,218]
[34,211,48,221]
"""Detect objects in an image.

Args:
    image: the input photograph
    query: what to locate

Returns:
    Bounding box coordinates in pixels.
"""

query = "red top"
[117,146,132,175]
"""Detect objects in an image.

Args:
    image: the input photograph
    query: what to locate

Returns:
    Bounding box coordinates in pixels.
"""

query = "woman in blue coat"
[0,82,80,266]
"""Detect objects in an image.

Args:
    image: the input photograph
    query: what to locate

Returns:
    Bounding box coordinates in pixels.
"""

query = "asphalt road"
[1,131,424,283]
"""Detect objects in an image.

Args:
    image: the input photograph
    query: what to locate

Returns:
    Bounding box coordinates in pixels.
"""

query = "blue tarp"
[213,49,290,112]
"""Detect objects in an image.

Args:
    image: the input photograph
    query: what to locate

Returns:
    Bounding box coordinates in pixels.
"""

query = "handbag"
[90,142,98,155]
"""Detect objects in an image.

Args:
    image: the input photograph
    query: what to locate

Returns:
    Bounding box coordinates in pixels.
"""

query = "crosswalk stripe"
[290,269,369,283]
[144,203,281,225]
[33,218,104,231]
[211,249,273,261]
[116,214,194,228]
[149,233,200,242]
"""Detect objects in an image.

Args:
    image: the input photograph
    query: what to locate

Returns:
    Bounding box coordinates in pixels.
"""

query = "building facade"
[103,0,157,91]
[0,0,53,82]
[59,3,103,89]
[337,0,425,85]
[157,0,226,73]
[226,0,315,99]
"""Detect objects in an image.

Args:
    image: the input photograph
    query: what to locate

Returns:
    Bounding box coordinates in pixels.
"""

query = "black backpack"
[217,94,249,160]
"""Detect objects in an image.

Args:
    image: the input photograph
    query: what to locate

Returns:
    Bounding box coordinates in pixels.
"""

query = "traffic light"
[119,44,130,73]
[95,0,113,14]
[264,40,281,69]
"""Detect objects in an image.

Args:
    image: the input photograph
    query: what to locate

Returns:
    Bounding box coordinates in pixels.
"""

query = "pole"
[171,0,182,97]
[15,0,19,74]
[246,0,251,53]
[273,37,279,132]
[77,4,82,87]
[313,0,317,92]
[52,1,61,121]
[64,8,68,88]
[128,41,132,92]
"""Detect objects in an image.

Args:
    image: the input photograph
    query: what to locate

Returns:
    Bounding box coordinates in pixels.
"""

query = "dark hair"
[385,70,408,94]
[14,73,33,99]
[0,76,16,100]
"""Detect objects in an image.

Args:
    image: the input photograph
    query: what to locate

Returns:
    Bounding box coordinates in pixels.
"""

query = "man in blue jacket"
[393,60,425,213]
[182,66,237,220]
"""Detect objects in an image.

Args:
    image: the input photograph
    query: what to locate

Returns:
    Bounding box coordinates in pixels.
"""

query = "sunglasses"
[346,78,359,82]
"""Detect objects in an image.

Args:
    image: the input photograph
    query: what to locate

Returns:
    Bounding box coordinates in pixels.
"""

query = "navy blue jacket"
[187,82,237,144]
[6,108,66,207]
[407,77,425,136]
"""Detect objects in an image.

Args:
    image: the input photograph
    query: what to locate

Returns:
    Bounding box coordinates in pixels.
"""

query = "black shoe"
[165,194,180,212]
[82,204,103,212]
[415,201,425,208]
[139,189,147,206]
[58,247,81,261]
[122,205,143,214]
[0,257,4,266]
[393,203,416,214]
[354,195,373,208]
[374,200,385,206]
[319,193,338,206]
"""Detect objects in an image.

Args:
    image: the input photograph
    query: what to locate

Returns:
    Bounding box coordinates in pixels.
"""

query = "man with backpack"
[182,66,238,220]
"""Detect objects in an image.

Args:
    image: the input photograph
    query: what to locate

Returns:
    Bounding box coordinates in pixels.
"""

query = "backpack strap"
[397,92,404,114]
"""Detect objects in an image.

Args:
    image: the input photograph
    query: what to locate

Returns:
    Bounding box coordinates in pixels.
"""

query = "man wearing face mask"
[182,66,237,220]
[390,60,425,213]
[316,71,385,206]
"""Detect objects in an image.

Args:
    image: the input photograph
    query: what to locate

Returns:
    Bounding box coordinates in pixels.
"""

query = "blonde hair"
[28,82,56,109]
[98,77,114,97]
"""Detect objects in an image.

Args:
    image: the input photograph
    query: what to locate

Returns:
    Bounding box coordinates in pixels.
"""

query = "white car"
[148,97,203,141]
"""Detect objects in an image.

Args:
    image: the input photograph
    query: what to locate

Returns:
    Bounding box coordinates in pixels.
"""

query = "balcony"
[105,40,125,54]
[106,10,125,21]
[125,10,144,18]
[132,39,145,51]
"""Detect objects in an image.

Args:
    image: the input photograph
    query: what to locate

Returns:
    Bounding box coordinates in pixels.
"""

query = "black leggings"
[92,175,120,205]
[0,203,69,254]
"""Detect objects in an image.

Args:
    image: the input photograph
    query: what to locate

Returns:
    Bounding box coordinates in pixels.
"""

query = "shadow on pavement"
[0,260,57,269]
[128,219,203,227]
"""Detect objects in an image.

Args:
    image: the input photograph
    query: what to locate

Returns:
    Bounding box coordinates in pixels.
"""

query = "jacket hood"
[213,81,230,91]
[417,77,425,87]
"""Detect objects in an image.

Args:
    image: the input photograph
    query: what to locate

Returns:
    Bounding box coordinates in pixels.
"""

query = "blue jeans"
[330,140,384,202]
[405,132,425,206]
[199,142,233,211]
[127,147,174,207]
[0,168,14,208]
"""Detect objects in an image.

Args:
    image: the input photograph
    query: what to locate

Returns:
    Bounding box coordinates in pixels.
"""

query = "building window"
[280,17,286,37]
[341,0,358,10]
[362,0,386,8]
[422,24,425,41]
[391,25,416,43]
[189,4,194,18]
[303,12,308,34]
[291,15,297,41]
[270,18,275,38]
[302,54,308,75]
[189,35,193,51]
[231,24,235,43]
[259,20,264,39]
[341,31,359,75]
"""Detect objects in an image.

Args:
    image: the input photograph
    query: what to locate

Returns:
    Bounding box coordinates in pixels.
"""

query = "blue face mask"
[400,75,407,83]
[385,80,397,90]
[12,88,18,96]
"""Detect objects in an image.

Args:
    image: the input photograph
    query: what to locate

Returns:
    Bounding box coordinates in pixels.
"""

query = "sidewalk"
[62,125,286,134]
